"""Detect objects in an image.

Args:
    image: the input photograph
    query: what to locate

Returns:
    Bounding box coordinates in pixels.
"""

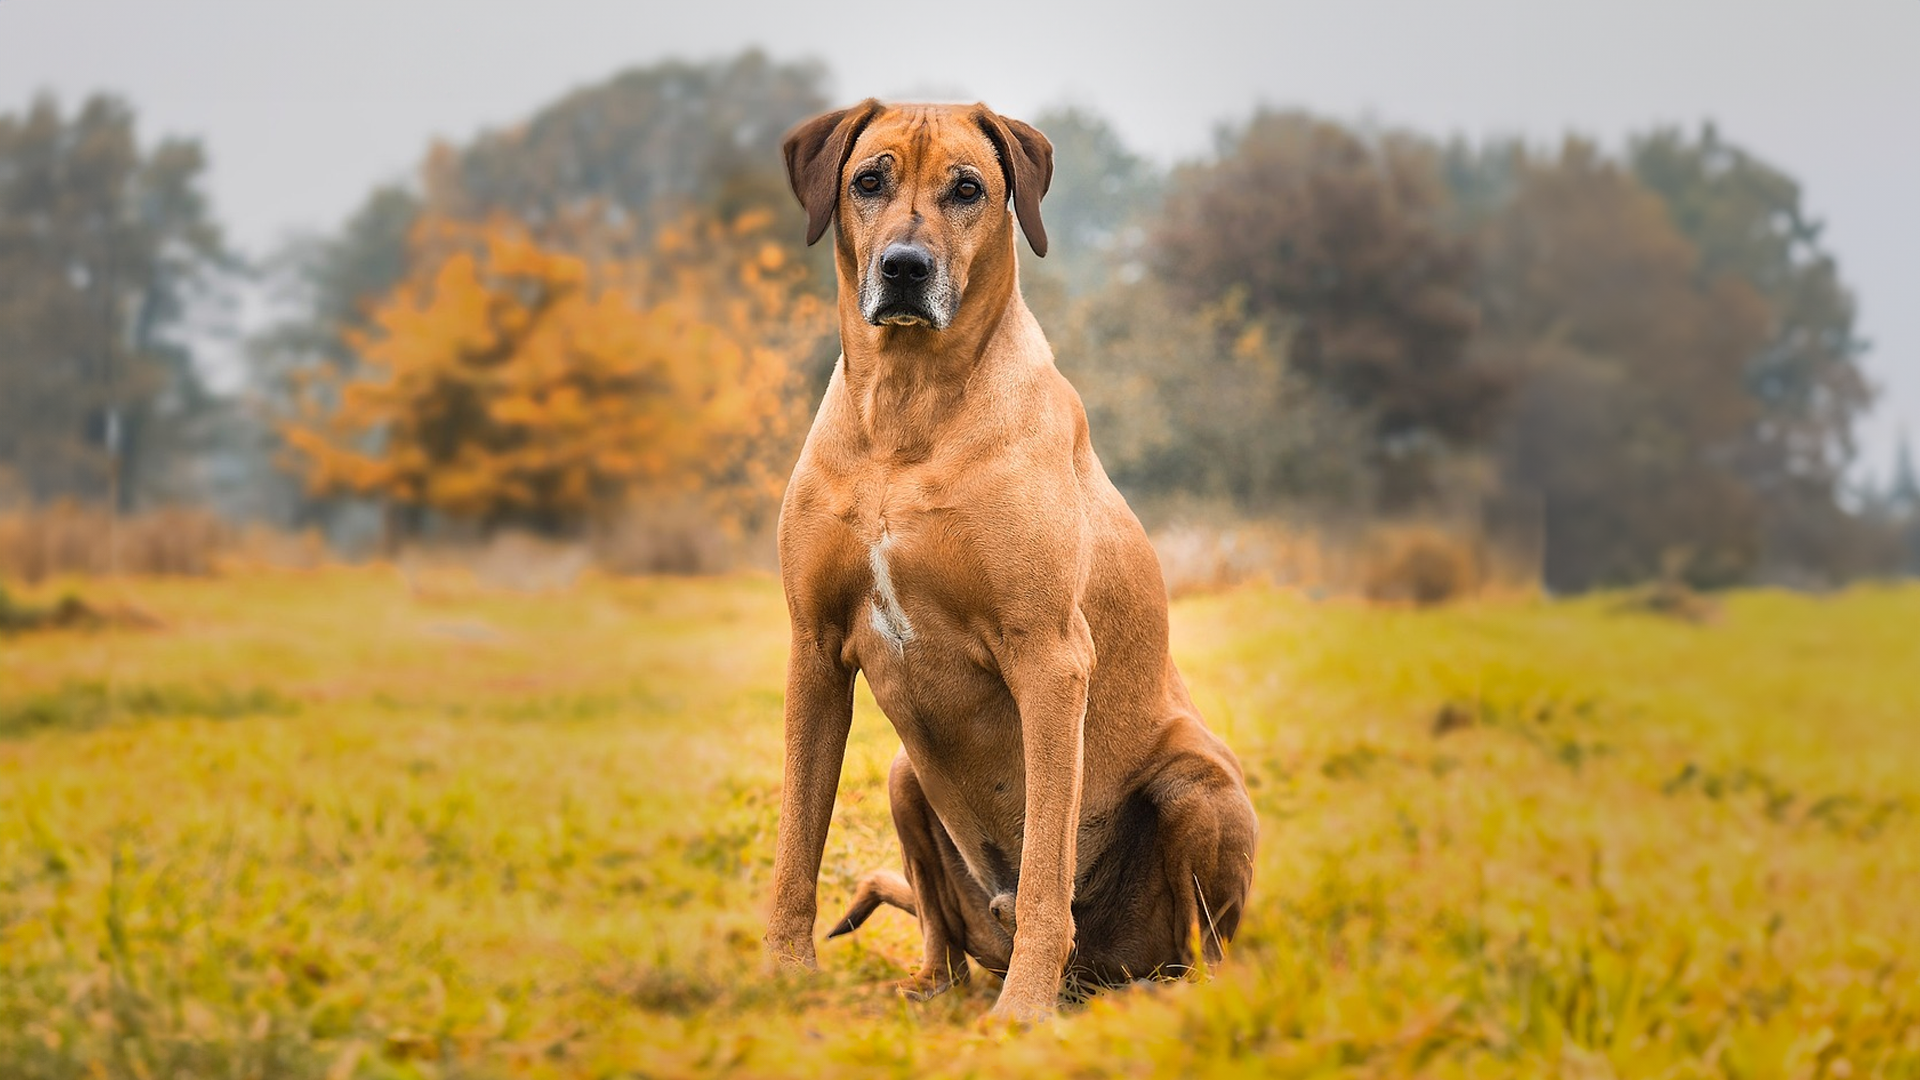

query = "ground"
[1,568,1916,1078]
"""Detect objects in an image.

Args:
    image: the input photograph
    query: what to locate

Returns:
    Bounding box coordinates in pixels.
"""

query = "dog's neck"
[833,231,1032,457]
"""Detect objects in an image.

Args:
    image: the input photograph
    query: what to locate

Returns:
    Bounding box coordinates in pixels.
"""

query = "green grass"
[1,568,1916,1077]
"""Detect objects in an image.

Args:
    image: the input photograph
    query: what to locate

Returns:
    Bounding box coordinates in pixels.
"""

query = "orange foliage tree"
[282,212,828,538]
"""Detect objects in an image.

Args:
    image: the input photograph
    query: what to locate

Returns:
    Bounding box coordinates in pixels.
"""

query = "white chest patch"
[867,531,915,653]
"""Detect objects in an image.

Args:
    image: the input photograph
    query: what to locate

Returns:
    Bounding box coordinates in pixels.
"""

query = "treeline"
[1039,111,1912,589]
[2,53,1917,590]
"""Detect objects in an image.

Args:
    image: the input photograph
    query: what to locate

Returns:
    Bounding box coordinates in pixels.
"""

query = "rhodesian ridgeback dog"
[765,100,1258,1021]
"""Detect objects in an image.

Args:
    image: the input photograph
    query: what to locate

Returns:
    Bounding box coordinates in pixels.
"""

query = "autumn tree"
[1153,111,1505,507]
[247,54,832,532]
[253,53,826,396]
[0,94,227,508]
[281,213,826,539]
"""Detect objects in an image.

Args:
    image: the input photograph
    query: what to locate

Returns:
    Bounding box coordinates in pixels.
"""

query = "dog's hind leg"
[1151,755,1258,972]
[885,750,1010,1000]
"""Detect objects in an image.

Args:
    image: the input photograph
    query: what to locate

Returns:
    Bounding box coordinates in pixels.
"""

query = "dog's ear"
[782,100,884,246]
[975,107,1055,257]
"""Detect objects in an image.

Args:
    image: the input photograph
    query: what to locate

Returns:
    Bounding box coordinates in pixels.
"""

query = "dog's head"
[783,101,1053,331]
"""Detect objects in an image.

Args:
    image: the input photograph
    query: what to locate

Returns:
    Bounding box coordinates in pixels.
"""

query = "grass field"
[2,568,1917,1078]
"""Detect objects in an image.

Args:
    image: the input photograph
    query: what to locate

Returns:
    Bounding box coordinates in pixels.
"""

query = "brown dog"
[764,100,1257,1021]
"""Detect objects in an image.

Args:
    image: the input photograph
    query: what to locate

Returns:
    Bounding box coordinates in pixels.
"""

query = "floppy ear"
[976,107,1055,257]
[782,99,884,246]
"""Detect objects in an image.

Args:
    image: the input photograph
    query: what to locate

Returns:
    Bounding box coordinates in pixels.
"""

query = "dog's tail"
[826,870,916,938]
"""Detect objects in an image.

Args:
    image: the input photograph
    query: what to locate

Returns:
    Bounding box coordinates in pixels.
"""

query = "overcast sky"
[2,0,1914,478]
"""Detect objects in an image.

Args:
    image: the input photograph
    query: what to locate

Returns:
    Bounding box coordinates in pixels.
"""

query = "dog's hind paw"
[988,892,1017,936]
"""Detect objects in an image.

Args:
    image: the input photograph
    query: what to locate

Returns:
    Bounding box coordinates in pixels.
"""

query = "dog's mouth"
[870,302,937,328]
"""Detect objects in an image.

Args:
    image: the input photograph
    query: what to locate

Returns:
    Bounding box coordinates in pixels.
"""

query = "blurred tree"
[1019,106,1162,297]
[247,185,422,429]
[248,53,833,537]
[1477,141,1772,590]
[425,51,825,248]
[256,51,826,388]
[229,185,421,533]
[1053,282,1373,517]
[1439,137,1525,231]
[265,185,423,366]
[1892,432,1920,516]
[1896,433,1920,574]
[0,94,226,508]
[1152,111,1505,507]
[433,50,838,390]
[1630,125,1876,577]
[281,213,826,539]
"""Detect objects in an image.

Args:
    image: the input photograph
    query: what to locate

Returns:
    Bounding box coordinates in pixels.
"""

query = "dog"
[763,100,1257,1022]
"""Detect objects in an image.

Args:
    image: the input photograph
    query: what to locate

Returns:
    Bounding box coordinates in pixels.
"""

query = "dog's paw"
[895,962,969,1002]
[764,935,819,975]
[986,985,1057,1024]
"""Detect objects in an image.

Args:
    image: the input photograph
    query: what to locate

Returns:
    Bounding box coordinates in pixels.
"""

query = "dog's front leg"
[765,627,856,971]
[990,610,1095,1022]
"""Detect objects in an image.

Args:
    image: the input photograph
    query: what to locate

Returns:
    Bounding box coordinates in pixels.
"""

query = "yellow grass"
[2,569,1917,1078]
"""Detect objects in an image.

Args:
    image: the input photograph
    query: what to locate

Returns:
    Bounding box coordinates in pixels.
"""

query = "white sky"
[2,0,1915,479]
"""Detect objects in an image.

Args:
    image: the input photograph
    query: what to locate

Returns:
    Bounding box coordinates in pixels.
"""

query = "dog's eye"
[953,179,982,203]
[854,171,884,195]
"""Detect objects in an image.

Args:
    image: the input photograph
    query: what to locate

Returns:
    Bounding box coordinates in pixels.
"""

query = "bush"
[1149,516,1507,605]
[0,503,234,580]
[1151,519,1343,599]
[1361,525,1482,606]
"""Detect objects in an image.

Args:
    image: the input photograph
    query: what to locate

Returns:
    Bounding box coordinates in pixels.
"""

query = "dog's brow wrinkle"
[908,114,933,163]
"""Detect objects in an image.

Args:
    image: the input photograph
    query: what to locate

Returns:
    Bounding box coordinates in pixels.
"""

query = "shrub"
[1360,525,1482,606]
[0,503,236,580]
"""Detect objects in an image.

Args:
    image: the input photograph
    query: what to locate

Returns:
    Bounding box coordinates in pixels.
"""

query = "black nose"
[879,244,933,284]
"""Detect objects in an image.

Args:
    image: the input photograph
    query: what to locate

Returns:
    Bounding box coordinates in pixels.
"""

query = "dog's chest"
[830,474,993,677]
[863,529,916,653]
[850,515,1020,805]
[847,506,950,667]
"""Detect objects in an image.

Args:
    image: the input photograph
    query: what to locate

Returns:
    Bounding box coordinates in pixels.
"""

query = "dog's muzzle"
[861,242,957,329]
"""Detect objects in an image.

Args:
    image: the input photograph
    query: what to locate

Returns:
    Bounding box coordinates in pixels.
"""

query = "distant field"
[2,569,1917,1078]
